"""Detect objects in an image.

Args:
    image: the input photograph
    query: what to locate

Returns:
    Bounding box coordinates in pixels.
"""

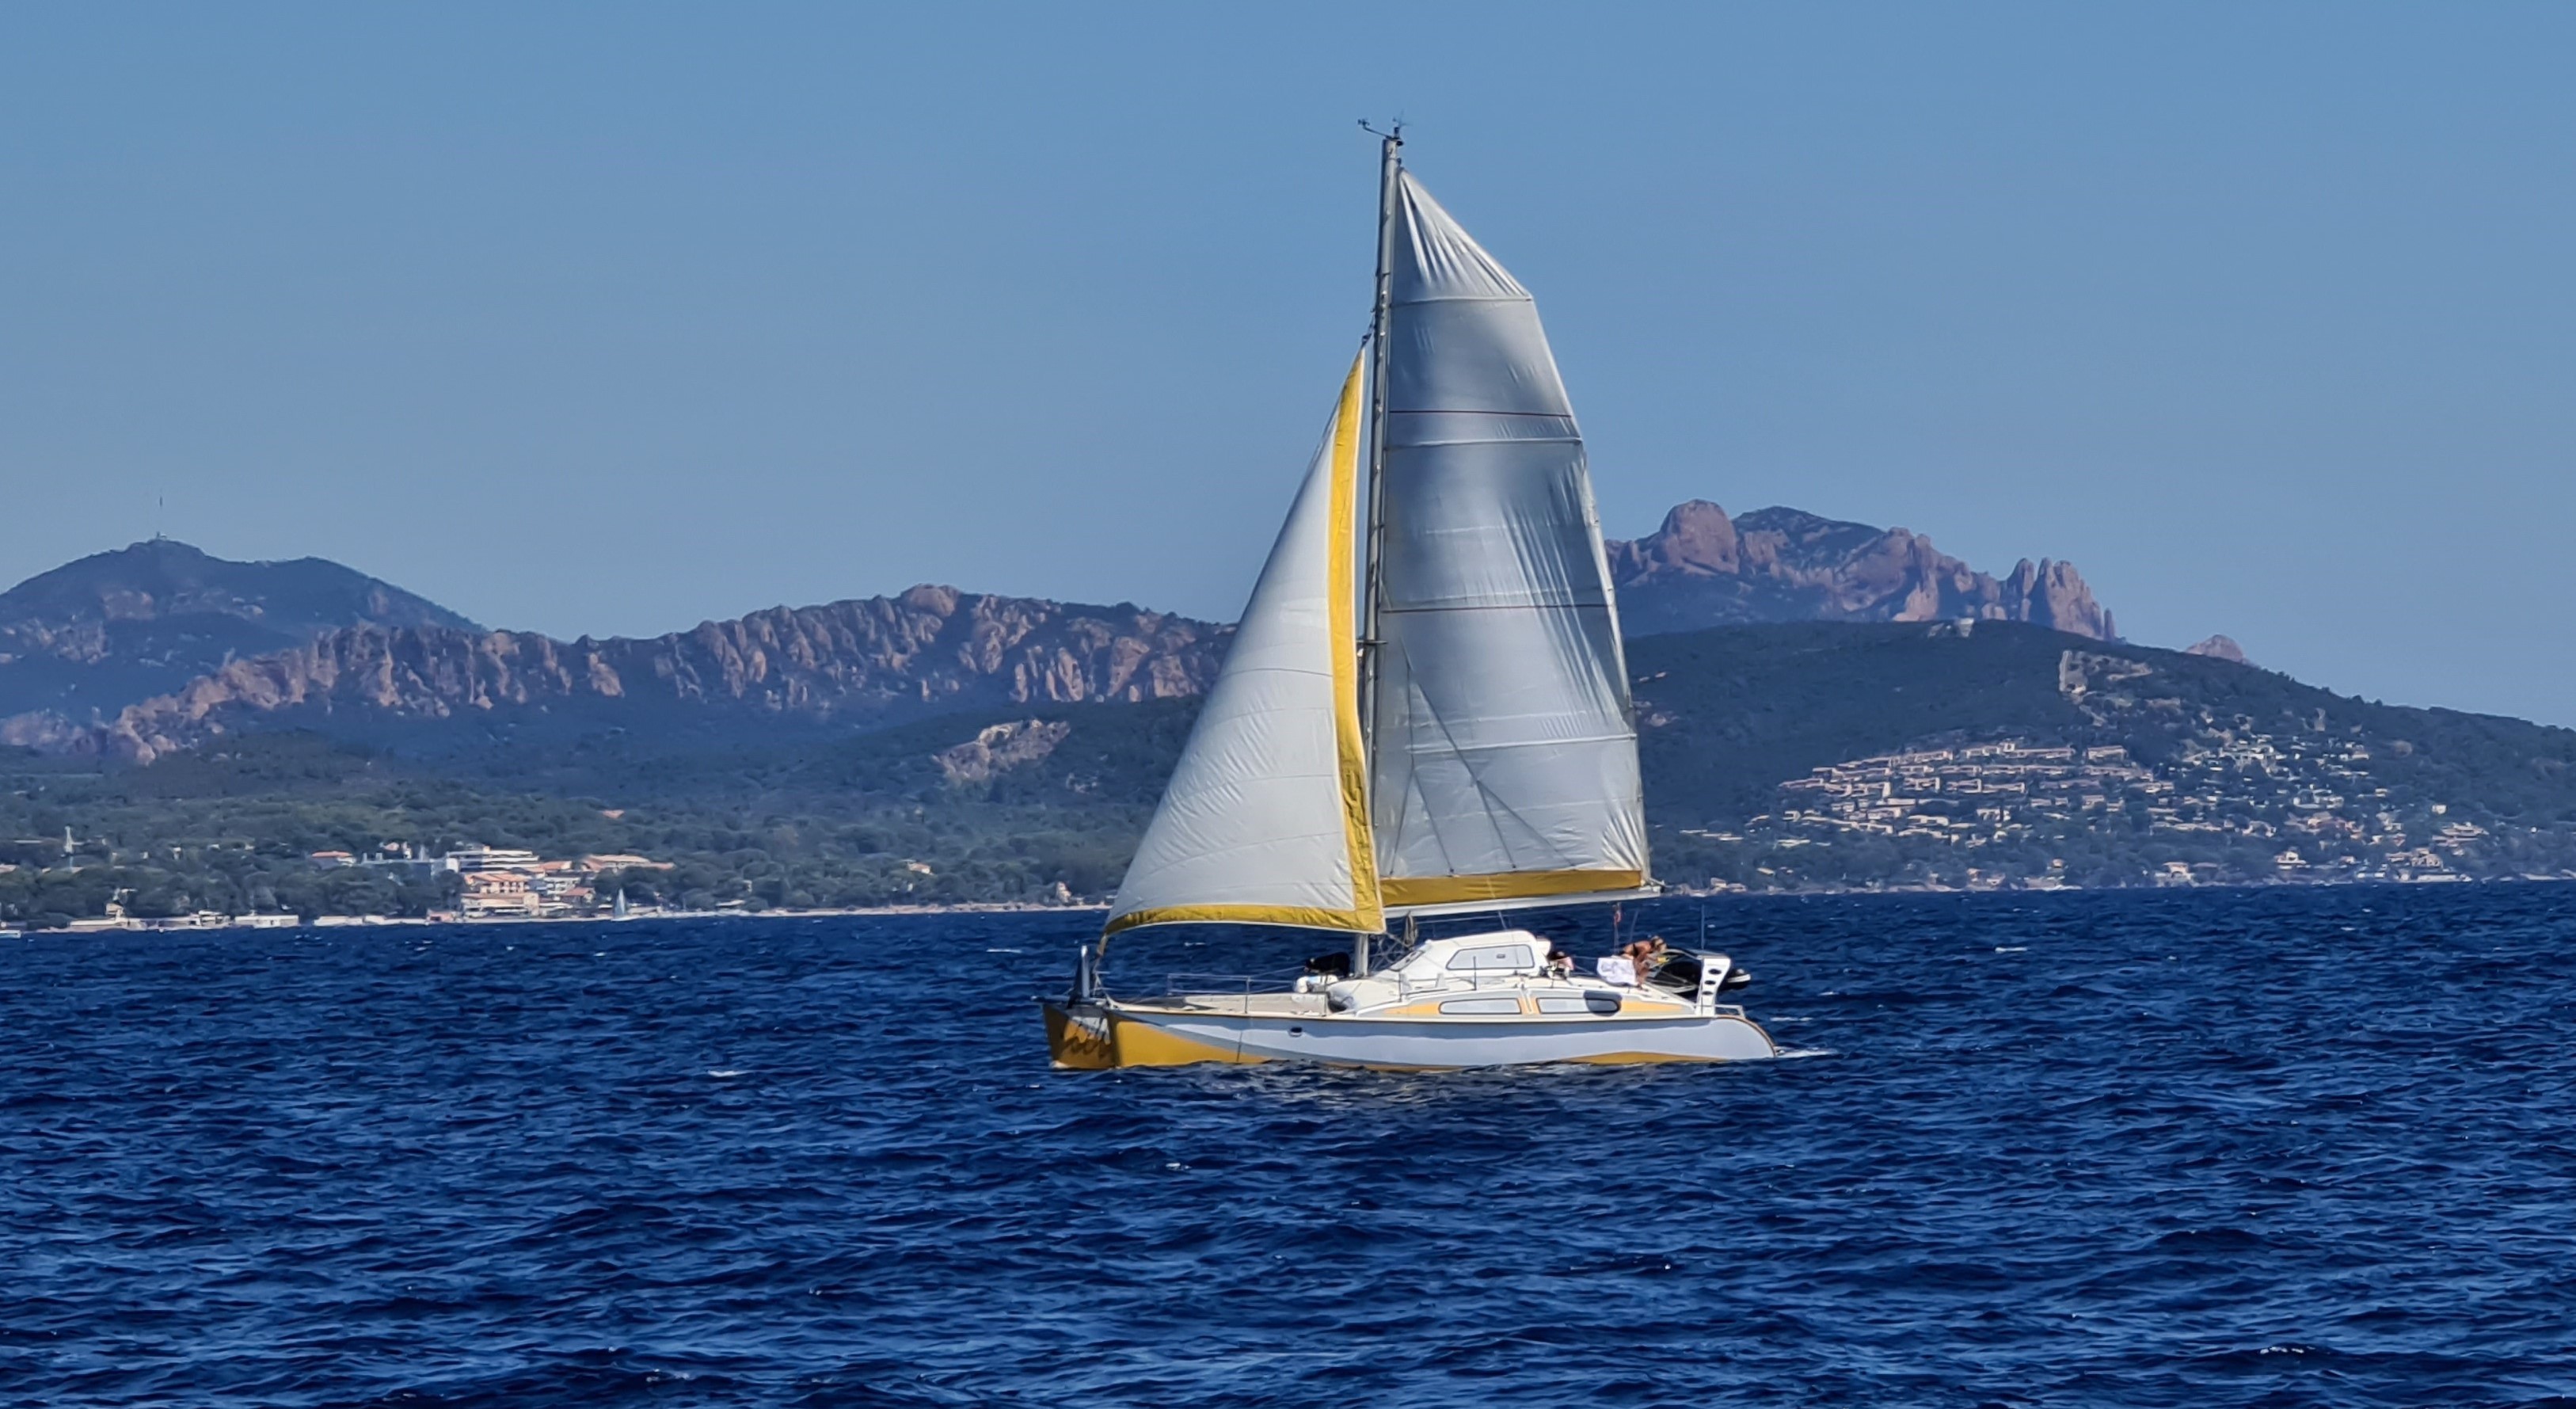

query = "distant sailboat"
[1042,131,1774,1069]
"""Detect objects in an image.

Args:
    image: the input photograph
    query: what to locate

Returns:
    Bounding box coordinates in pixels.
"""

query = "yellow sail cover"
[1102,357,1381,937]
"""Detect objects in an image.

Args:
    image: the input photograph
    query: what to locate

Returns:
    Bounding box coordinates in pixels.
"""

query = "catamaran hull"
[1042,1000,1777,1070]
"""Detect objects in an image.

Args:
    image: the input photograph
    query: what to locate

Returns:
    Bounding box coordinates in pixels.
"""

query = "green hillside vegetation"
[0,701,1195,925]
[1638,623,2576,819]
[6,622,2574,926]
[1633,623,2576,889]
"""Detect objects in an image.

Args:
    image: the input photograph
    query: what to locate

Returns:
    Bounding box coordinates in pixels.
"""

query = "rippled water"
[8,886,2576,1406]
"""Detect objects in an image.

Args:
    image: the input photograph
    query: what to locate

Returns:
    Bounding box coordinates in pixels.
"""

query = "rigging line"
[1387,291,1533,308]
[1371,641,1437,874]
[1406,672,1568,875]
[1387,409,1574,418]
[1389,732,1640,754]
[1388,438,1585,449]
[1377,604,1618,617]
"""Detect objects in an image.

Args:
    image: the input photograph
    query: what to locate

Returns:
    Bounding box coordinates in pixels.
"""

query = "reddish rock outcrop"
[935,719,1075,784]
[0,538,481,724]
[1608,503,2118,642]
[2,506,2129,765]
[54,588,1228,764]
[2184,634,2253,667]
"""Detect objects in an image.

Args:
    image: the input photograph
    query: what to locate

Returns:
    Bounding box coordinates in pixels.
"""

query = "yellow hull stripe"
[1352,1053,1724,1071]
[1381,868,1646,907]
[1107,1015,1267,1067]
[1041,1003,1118,1070]
[1046,1007,1735,1072]
[1044,1004,1268,1068]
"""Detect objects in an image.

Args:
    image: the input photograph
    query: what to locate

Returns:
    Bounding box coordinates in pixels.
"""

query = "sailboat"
[1041,131,1777,1070]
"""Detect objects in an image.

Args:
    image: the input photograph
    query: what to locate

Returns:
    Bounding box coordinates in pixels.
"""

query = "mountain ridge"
[0,539,481,725]
[0,502,2134,762]
[3,585,1228,764]
[1606,501,2117,641]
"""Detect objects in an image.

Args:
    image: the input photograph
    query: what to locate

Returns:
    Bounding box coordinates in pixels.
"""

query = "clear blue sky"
[5,5,2572,723]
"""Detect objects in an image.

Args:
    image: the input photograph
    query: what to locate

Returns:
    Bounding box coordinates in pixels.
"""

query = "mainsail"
[1101,154,1649,937]
[1101,356,1381,937]
[1364,170,1649,907]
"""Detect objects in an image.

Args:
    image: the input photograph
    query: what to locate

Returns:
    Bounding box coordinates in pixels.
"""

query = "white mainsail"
[1102,356,1381,937]
[1365,169,1649,907]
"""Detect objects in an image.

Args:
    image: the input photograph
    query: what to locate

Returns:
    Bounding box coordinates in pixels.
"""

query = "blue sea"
[7,886,2576,1407]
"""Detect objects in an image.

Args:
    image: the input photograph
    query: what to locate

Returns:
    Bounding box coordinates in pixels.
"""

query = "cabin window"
[1437,996,1522,1015]
[1535,993,1623,1015]
[1445,945,1535,973]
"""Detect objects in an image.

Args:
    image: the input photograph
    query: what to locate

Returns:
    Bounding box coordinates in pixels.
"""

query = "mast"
[1357,121,1400,751]
[1356,120,1401,974]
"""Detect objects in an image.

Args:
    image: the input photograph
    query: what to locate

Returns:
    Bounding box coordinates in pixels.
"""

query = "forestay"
[1366,170,1650,907]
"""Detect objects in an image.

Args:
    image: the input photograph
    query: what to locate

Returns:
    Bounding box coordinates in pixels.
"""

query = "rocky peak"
[2003,558,2115,638]
[0,539,478,641]
[1731,507,1908,567]
[1610,501,1740,577]
[897,583,962,615]
[0,539,482,724]
[2185,634,2253,667]
[21,588,1229,764]
[1608,501,2119,642]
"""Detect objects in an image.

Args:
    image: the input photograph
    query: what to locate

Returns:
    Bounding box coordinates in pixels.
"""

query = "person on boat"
[1623,938,1666,982]
[1295,950,1353,994]
[1544,946,1574,980]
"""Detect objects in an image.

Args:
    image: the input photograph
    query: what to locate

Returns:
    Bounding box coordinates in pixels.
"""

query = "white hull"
[1082,1002,1774,1068]
[1045,930,1778,1070]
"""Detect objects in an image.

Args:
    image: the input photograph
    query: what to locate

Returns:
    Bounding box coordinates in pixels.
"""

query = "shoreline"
[26,901,1115,936]
[15,871,2570,936]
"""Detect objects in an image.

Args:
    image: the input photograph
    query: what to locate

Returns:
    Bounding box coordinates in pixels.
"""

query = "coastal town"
[309,843,675,920]
[4,841,676,933]
[0,826,1090,932]
[1681,716,2551,891]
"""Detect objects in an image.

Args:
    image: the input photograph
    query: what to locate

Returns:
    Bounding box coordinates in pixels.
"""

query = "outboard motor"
[1653,951,1704,994]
